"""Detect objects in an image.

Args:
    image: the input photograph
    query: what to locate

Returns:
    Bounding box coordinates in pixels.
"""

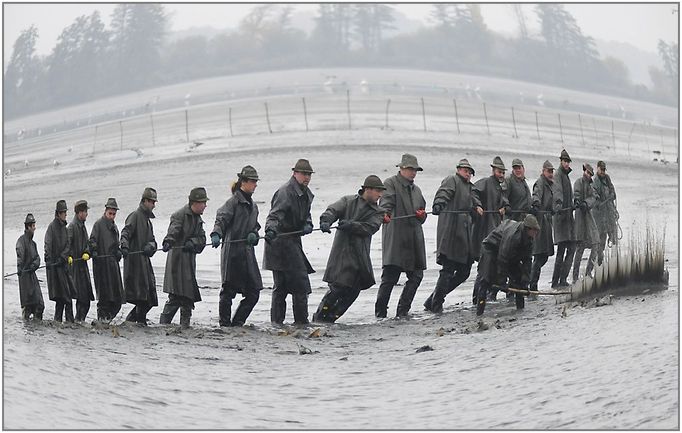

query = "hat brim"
[363,185,387,190]
[491,165,506,171]
[397,164,423,171]
[292,169,314,174]
[105,206,120,210]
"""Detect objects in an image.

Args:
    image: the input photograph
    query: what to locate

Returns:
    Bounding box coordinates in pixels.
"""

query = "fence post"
[185,109,190,143]
[453,98,460,134]
[535,111,540,141]
[592,117,599,147]
[511,106,518,138]
[119,121,123,151]
[384,98,391,130]
[627,122,636,156]
[346,89,351,130]
[228,107,233,137]
[483,102,490,135]
[265,102,272,134]
[150,113,156,147]
[557,113,564,144]
[93,125,98,155]
[302,97,309,132]
[421,97,427,132]
[578,113,585,146]
[611,120,616,151]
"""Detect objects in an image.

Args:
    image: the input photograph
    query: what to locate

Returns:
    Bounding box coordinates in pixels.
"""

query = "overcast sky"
[4,2,679,61]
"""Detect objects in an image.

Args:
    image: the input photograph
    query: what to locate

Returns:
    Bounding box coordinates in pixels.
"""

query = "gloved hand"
[144,242,157,257]
[579,201,588,211]
[573,198,580,210]
[320,222,332,233]
[114,248,123,261]
[337,220,352,232]
[120,246,129,258]
[382,214,391,224]
[415,209,427,222]
[211,233,221,248]
[81,253,90,261]
[67,256,73,266]
[17,270,23,277]
[182,240,195,253]
[162,241,172,253]
[246,232,259,246]
[90,249,98,258]
[432,204,443,216]
[302,223,314,235]
[264,230,277,244]
[529,207,538,216]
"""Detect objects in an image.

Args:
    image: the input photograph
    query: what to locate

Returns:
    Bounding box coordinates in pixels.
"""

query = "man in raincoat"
[572,163,600,282]
[16,213,44,320]
[551,149,576,287]
[529,160,555,291]
[45,200,76,322]
[68,200,94,321]
[592,160,618,266]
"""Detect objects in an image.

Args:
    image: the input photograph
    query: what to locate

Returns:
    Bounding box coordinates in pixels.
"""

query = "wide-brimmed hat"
[189,187,209,202]
[597,160,606,170]
[55,200,67,213]
[74,200,89,213]
[24,213,36,225]
[396,153,423,171]
[542,160,555,171]
[292,159,314,173]
[560,149,572,162]
[238,165,259,181]
[511,158,524,167]
[142,187,158,202]
[456,158,475,176]
[583,163,594,176]
[362,175,386,190]
[523,214,541,231]
[105,198,119,210]
[491,156,506,171]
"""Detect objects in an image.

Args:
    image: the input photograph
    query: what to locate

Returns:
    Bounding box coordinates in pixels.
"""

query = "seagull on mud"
[53,159,61,168]
[131,148,144,158]
[185,141,204,153]
[23,159,29,167]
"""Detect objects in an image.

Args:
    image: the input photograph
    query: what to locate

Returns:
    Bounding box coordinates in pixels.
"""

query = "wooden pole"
[119,121,123,151]
[511,106,518,138]
[93,125,98,154]
[421,97,427,132]
[384,98,391,129]
[558,113,564,144]
[150,113,156,147]
[265,102,272,134]
[185,109,189,143]
[578,113,585,146]
[228,107,233,137]
[453,98,460,134]
[302,97,309,132]
[592,117,599,147]
[611,120,616,151]
[535,111,540,141]
[505,287,572,296]
[483,102,490,135]
[346,89,351,130]
[627,122,636,156]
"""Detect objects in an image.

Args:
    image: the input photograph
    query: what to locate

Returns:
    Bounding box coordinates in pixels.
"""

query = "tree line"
[4,4,678,120]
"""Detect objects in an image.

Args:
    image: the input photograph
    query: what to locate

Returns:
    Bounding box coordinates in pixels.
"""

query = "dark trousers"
[97,301,122,322]
[54,299,74,323]
[159,294,194,327]
[75,299,90,322]
[597,231,608,266]
[219,286,260,327]
[573,241,597,281]
[375,266,424,318]
[271,270,311,325]
[530,254,549,290]
[552,241,576,286]
[314,284,362,323]
[125,302,152,325]
[423,257,472,313]
[22,303,44,320]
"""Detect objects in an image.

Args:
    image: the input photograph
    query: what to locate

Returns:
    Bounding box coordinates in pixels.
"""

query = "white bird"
[536,93,545,106]
[131,148,144,158]
[4,169,11,177]
[68,145,73,153]
[24,159,29,167]
[53,159,61,168]
[185,141,204,152]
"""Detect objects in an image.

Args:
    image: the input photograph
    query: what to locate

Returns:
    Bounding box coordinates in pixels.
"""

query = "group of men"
[15,150,619,325]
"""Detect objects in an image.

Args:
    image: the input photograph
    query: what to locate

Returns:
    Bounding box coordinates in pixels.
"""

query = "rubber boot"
[22,306,31,320]
[179,307,191,329]
[34,307,43,321]
[232,293,258,327]
[218,296,232,327]
[476,299,486,316]
[292,293,309,325]
[159,303,179,325]
[270,290,287,324]
[136,305,148,326]
[551,259,562,288]
[54,302,64,322]
[515,293,525,310]
[64,302,75,323]
[125,307,137,323]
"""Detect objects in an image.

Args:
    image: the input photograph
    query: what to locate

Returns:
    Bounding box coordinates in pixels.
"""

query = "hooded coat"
[89,216,125,304]
[44,217,76,301]
[263,176,315,274]
[379,173,427,271]
[477,220,533,286]
[573,175,600,245]
[552,164,576,243]
[120,204,158,306]
[211,189,263,292]
[433,173,475,265]
[531,174,554,256]
[67,216,94,302]
[321,194,384,290]
[16,230,44,307]
[472,175,510,259]
[162,204,206,302]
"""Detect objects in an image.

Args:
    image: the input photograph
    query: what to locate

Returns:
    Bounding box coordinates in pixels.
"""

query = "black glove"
[337,220,352,232]
[17,269,23,277]
[182,240,195,253]
[302,223,313,235]
[579,201,588,211]
[211,233,221,248]
[120,246,129,258]
[320,221,332,233]
[144,242,157,257]
[529,207,538,216]
[114,248,123,261]
[246,232,259,246]
[90,249,98,258]
[264,230,277,244]
[162,241,171,253]
[432,203,444,215]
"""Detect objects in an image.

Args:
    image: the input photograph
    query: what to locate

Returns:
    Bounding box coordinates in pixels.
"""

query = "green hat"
[362,175,386,190]
[491,156,506,171]
[542,160,555,170]
[597,160,606,170]
[24,213,36,225]
[292,159,314,173]
[523,214,541,231]
[142,187,158,202]
[55,200,67,213]
[560,149,571,162]
[105,198,119,210]
[511,158,524,167]
[238,165,259,181]
[396,153,423,171]
[456,158,475,176]
[189,187,209,202]
[583,163,594,176]
[74,200,89,213]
